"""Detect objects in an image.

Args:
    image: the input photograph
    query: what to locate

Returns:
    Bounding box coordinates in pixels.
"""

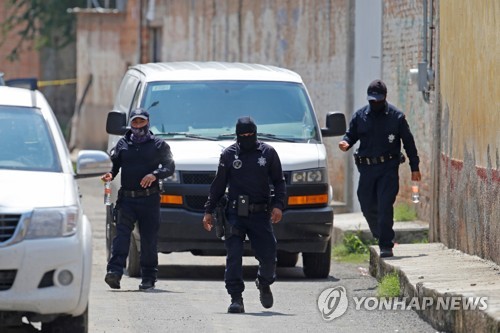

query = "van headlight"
[163,171,180,183]
[26,206,79,239]
[291,168,326,183]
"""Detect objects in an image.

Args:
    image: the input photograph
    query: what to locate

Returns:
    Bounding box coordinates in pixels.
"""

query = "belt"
[354,154,398,166]
[120,187,160,198]
[248,203,269,213]
[230,200,269,213]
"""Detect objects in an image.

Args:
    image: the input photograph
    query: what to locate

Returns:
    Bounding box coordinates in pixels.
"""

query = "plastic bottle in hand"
[104,181,111,205]
[411,182,420,203]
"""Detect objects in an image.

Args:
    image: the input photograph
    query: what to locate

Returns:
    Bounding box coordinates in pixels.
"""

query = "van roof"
[129,62,304,83]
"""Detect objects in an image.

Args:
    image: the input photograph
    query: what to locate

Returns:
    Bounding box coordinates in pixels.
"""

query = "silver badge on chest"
[233,153,242,169]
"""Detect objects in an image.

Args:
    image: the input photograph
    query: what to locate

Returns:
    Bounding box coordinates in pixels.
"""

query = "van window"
[114,74,140,113]
[142,81,320,142]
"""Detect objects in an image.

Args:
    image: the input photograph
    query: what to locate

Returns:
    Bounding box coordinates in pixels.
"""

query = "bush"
[394,202,417,221]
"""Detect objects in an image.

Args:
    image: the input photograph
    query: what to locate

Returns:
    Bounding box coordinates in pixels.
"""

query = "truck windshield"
[0,106,61,172]
[141,81,321,142]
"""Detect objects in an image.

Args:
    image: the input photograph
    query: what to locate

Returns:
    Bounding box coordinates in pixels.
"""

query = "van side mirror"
[321,112,346,137]
[106,110,128,135]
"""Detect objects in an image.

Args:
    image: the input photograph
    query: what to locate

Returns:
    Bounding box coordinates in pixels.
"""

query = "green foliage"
[0,0,87,61]
[393,202,417,222]
[332,244,369,264]
[332,231,373,263]
[377,272,400,298]
[343,232,369,254]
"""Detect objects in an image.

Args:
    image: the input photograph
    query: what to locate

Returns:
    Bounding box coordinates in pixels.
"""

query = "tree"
[0,0,86,61]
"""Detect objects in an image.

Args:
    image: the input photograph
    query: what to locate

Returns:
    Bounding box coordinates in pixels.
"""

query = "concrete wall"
[381,0,435,221]
[72,8,141,150]
[436,0,500,264]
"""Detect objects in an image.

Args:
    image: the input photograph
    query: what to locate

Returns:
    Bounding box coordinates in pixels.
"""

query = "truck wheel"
[302,241,331,278]
[277,251,299,267]
[127,232,141,278]
[42,305,88,333]
[105,204,116,261]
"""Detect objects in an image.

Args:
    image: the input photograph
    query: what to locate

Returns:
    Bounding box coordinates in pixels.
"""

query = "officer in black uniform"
[339,80,421,258]
[202,116,286,313]
[102,108,175,290]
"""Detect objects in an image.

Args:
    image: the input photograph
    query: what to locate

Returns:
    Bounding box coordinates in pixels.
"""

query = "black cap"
[367,80,387,101]
[235,116,257,135]
[129,108,150,121]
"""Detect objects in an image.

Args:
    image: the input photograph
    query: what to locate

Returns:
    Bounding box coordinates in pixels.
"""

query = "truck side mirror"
[321,112,346,137]
[106,110,128,135]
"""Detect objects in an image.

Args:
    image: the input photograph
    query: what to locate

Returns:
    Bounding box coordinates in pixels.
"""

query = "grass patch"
[394,202,417,221]
[377,272,400,298]
[332,232,371,263]
[332,244,369,263]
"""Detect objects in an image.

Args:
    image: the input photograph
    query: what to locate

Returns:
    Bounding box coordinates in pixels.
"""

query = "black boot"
[104,272,121,289]
[227,296,245,313]
[255,279,273,309]
[139,279,156,291]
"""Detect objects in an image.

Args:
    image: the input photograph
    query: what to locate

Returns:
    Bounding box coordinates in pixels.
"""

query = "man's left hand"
[140,173,156,188]
[411,171,422,182]
[270,208,282,224]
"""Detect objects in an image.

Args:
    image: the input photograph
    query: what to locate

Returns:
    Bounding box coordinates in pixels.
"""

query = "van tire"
[302,241,331,278]
[277,251,299,267]
[105,204,116,261]
[42,305,88,333]
[127,233,141,278]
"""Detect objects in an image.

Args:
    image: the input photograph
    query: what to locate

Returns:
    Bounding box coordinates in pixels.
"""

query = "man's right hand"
[101,172,112,182]
[338,140,350,152]
[202,213,213,231]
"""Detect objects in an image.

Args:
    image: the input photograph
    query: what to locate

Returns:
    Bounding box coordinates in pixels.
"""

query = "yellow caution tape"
[38,78,77,87]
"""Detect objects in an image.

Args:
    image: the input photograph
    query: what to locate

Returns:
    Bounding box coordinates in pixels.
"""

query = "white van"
[105,62,345,278]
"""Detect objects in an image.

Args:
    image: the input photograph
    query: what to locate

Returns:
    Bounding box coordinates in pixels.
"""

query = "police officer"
[338,80,421,258]
[102,108,175,290]
[202,116,286,313]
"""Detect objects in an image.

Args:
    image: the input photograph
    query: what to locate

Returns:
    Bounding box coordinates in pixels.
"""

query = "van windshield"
[141,81,321,142]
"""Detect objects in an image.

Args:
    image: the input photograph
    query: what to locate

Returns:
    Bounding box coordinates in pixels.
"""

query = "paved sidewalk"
[333,212,429,245]
[333,212,499,332]
[369,243,500,333]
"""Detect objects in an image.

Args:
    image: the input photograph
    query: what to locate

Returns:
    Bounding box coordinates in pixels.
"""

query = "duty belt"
[120,187,160,198]
[354,154,398,166]
[230,200,269,213]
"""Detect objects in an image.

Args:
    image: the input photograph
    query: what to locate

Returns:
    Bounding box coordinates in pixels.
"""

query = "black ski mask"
[369,100,387,113]
[235,116,258,151]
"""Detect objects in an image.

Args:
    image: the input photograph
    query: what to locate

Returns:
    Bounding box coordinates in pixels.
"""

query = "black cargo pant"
[224,207,277,298]
[107,193,160,281]
[356,159,400,249]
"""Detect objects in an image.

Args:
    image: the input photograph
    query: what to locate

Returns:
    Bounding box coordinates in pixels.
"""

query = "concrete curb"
[369,243,500,333]
[333,212,429,245]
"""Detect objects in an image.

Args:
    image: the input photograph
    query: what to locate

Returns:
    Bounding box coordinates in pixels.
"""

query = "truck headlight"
[26,206,79,239]
[291,168,326,183]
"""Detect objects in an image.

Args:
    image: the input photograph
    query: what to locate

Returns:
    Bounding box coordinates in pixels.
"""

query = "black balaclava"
[235,116,258,151]
[369,100,387,113]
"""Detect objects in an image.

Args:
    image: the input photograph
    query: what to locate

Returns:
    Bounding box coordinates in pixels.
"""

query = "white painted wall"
[351,0,382,211]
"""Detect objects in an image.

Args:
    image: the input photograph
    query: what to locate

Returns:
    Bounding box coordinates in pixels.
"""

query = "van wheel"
[105,204,116,261]
[127,232,141,278]
[277,251,299,267]
[302,241,331,278]
[42,305,88,333]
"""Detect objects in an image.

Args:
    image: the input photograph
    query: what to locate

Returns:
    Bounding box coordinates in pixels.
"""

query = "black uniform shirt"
[204,141,286,214]
[109,131,175,191]
[343,102,420,172]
